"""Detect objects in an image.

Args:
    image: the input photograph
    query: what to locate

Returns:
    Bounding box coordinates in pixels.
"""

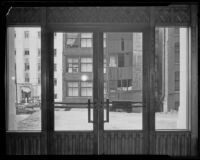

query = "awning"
[21,87,31,93]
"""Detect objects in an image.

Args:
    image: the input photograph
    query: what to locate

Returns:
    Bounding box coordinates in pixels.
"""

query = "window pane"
[54,32,93,131]
[66,33,79,48]
[155,27,189,130]
[104,32,143,130]
[7,27,41,131]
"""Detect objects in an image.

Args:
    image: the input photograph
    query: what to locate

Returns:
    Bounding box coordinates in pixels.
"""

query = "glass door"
[50,31,146,155]
[52,32,98,154]
[100,32,145,154]
[53,32,94,131]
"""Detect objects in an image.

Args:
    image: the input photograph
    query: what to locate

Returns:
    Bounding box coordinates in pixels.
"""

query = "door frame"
[47,23,152,154]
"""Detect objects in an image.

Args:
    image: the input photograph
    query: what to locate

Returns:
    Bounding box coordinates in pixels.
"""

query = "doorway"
[51,30,148,154]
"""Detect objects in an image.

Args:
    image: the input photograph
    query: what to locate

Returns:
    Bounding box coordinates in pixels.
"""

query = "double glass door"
[52,31,145,154]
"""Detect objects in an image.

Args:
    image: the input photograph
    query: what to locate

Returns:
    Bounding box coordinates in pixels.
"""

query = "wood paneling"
[6,132,44,155]
[150,131,191,156]
[52,132,94,155]
[103,131,144,154]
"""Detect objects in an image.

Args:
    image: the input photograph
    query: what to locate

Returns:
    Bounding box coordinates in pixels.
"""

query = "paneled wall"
[103,131,144,154]
[51,132,94,155]
[6,132,46,155]
[150,131,191,156]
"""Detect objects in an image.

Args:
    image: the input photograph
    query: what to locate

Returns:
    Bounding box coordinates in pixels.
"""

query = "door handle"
[104,99,109,123]
[88,99,93,123]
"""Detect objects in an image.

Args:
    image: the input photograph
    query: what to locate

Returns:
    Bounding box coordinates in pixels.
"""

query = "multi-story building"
[62,32,143,104]
[14,28,62,104]
[155,28,180,112]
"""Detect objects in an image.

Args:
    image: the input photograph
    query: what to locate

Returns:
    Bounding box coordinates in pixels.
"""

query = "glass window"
[66,57,79,73]
[54,78,57,86]
[38,31,41,39]
[24,63,30,71]
[81,57,92,72]
[103,33,107,48]
[24,31,29,38]
[81,33,92,48]
[25,73,30,82]
[109,56,117,67]
[175,71,180,91]
[66,33,79,48]
[104,32,143,130]
[38,48,41,57]
[7,27,41,131]
[118,54,124,67]
[81,82,92,97]
[38,63,41,71]
[38,75,41,84]
[54,63,57,71]
[24,49,29,55]
[155,27,190,130]
[104,58,107,73]
[54,49,57,56]
[67,82,79,96]
[174,42,180,64]
[54,32,93,131]
[121,38,124,51]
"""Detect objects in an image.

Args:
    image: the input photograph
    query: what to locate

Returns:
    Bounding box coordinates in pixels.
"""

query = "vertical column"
[7,28,17,130]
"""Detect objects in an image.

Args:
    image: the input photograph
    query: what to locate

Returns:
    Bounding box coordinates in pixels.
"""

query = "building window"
[38,76,41,84]
[121,38,124,51]
[24,63,30,71]
[175,71,180,91]
[81,82,92,97]
[103,33,106,48]
[175,42,180,64]
[117,79,132,91]
[25,73,30,82]
[81,57,92,72]
[7,27,42,131]
[109,56,117,67]
[38,48,41,57]
[81,33,92,48]
[38,63,41,71]
[54,63,57,72]
[38,31,41,38]
[66,57,79,73]
[118,54,124,67]
[24,31,29,38]
[67,82,79,96]
[66,33,79,48]
[54,49,57,56]
[175,101,179,111]
[54,94,57,99]
[104,59,107,73]
[54,78,57,86]
[24,49,29,55]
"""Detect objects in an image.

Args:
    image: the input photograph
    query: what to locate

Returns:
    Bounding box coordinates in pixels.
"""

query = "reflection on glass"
[54,32,93,130]
[155,27,189,130]
[104,32,143,130]
[7,27,41,131]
